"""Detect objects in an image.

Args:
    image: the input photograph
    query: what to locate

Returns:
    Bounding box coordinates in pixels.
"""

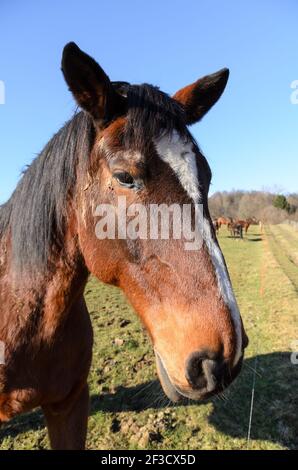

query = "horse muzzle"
[154,349,244,402]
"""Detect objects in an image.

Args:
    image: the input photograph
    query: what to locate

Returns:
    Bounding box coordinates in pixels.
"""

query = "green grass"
[1,225,298,450]
[266,224,298,292]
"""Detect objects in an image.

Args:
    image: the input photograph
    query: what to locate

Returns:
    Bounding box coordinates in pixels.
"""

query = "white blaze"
[155,132,242,366]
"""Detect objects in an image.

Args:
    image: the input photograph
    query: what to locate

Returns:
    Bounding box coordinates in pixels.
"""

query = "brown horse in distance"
[228,222,243,239]
[217,216,233,229]
[234,217,258,234]
[0,43,248,449]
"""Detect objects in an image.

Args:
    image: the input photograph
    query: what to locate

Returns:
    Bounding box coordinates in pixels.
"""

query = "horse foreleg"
[42,382,89,450]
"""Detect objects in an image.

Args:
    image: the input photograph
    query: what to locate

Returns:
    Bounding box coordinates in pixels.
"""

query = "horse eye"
[113,171,135,187]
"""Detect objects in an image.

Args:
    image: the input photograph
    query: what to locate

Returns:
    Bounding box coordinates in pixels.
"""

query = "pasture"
[1,224,297,450]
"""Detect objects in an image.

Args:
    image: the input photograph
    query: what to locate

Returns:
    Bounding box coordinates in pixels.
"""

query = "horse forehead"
[101,123,200,187]
[101,116,126,148]
[154,132,201,203]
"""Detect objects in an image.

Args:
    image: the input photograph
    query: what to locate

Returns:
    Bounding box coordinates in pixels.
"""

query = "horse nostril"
[185,353,206,390]
[202,359,219,392]
[186,351,225,392]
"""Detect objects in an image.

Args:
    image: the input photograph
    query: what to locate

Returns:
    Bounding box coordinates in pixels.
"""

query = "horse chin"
[154,351,183,402]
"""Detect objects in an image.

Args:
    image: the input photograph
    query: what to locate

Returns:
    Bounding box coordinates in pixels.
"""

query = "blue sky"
[0,0,297,203]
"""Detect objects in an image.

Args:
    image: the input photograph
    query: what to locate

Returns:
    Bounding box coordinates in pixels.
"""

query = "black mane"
[0,84,190,275]
[123,83,189,149]
[0,111,94,275]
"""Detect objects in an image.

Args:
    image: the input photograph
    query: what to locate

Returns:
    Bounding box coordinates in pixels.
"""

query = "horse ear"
[61,42,124,125]
[173,68,229,125]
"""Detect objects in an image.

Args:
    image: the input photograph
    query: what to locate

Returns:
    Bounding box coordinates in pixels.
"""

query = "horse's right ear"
[61,42,124,125]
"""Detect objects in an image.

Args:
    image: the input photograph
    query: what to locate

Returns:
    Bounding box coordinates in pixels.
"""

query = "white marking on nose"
[202,219,243,365]
[155,132,243,366]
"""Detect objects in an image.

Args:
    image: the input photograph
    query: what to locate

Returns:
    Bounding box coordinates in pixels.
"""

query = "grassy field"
[1,225,298,450]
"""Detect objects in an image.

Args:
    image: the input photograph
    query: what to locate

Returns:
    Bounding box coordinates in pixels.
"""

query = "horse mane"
[0,84,190,276]
[123,83,189,149]
[0,111,94,275]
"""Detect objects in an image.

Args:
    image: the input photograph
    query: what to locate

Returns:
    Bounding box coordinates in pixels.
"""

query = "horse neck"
[40,232,89,339]
[33,204,90,338]
[1,212,89,343]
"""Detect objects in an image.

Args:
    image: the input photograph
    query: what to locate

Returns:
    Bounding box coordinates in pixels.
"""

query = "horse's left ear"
[173,68,229,125]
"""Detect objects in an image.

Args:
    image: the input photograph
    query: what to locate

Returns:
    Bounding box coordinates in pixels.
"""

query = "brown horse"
[217,216,233,229]
[228,222,243,239]
[234,219,248,234]
[234,219,251,234]
[233,217,259,235]
[212,219,219,234]
[0,43,248,449]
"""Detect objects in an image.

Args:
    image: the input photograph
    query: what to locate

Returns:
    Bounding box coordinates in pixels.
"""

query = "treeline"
[208,191,298,224]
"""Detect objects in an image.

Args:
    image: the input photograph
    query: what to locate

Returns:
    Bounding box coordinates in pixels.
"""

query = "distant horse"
[212,219,219,234]
[217,217,233,229]
[0,43,248,449]
[228,222,243,239]
[234,219,250,234]
[234,218,258,235]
